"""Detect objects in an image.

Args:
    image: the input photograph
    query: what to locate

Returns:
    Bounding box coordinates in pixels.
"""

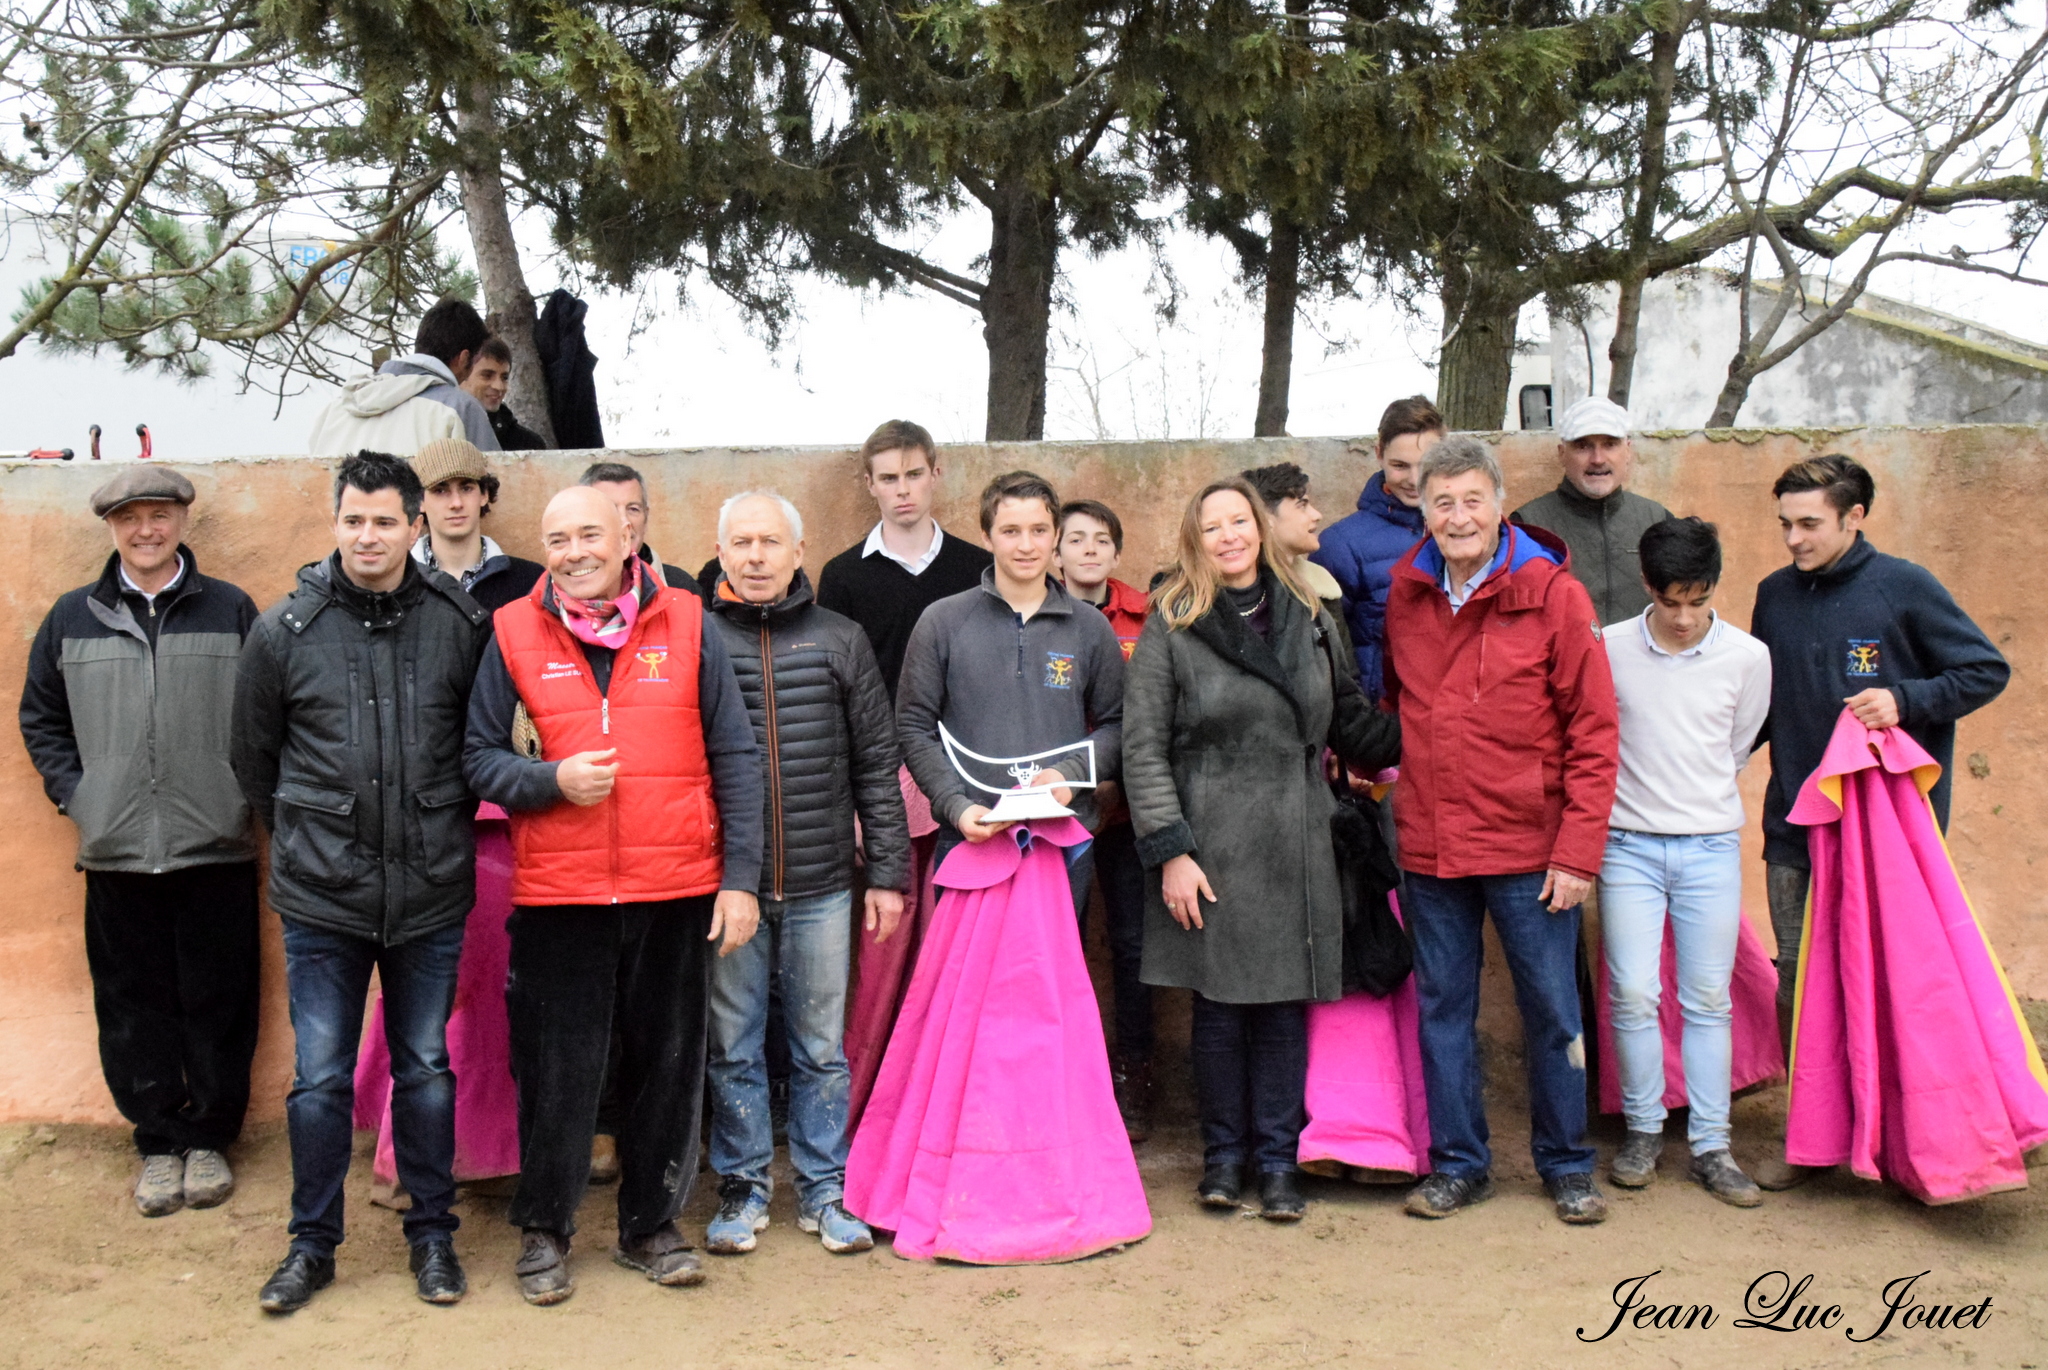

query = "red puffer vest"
[493,576,723,905]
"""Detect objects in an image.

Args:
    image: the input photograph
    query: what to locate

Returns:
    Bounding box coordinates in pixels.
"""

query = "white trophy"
[938,724,1098,824]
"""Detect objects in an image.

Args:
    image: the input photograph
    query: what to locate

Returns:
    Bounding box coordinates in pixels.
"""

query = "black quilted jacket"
[704,569,911,900]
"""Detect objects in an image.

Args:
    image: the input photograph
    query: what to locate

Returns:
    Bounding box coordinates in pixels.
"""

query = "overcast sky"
[2,206,2039,460]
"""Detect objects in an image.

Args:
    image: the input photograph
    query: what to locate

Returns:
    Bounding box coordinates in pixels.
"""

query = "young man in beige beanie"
[412,439,544,612]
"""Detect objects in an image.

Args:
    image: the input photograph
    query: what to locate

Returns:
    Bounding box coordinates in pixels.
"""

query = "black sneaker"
[258,1248,335,1314]
[1258,1170,1307,1222]
[1403,1172,1495,1219]
[1609,1130,1664,1188]
[1197,1163,1243,1208]
[516,1229,574,1306]
[410,1239,467,1304]
[614,1221,705,1287]
[1546,1171,1609,1225]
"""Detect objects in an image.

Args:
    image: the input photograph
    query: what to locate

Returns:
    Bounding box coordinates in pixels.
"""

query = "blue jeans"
[1406,870,1593,1181]
[708,890,853,1208]
[281,919,464,1254]
[1190,995,1307,1173]
[1600,830,1743,1154]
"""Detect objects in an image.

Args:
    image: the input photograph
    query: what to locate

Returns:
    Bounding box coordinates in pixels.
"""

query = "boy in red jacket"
[1382,436,1620,1227]
[1055,499,1155,1138]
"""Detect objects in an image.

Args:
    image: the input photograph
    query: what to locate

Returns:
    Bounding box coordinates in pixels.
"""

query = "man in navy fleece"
[1749,453,2008,1188]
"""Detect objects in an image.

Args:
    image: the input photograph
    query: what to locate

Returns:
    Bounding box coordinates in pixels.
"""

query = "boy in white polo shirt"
[1600,517,1771,1207]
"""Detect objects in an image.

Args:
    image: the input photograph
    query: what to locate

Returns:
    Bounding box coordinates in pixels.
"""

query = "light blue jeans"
[708,889,853,1209]
[1599,830,1743,1155]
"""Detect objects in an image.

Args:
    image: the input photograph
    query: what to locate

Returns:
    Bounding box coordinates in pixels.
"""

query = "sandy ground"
[3,1084,2043,1370]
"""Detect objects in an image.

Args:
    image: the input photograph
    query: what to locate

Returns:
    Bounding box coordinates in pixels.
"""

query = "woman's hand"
[1161,853,1216,930]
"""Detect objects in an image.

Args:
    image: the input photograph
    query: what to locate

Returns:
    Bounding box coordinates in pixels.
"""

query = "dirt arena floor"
[3,1081,2043,1370]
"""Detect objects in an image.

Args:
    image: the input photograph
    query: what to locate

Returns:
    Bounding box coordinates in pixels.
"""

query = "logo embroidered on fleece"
[1846,640,1881,677]
[1044,652,1076,689]
[636,648,670,682]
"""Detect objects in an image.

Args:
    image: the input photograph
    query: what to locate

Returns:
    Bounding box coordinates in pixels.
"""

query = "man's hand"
[556,748,619,806]
[1538,868,1592,914]
[708,889,760,957]
[1161,853,1216,930]
[958,805,1013,843]
[864,887,907,943]
[1844,687,1901,730]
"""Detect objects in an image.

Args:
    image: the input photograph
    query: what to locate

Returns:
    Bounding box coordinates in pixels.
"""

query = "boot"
[1111,1053,1153,1144]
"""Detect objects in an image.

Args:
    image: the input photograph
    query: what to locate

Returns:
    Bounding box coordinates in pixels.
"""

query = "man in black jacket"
[232,452,491,1313]
[460,337,550,450]
[1750,453,2008,1188]
[701,492,911,1259]
[1513,396,1672,625]
[19,466,260,1221]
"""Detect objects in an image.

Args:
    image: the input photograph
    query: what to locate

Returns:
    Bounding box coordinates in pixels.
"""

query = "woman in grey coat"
[1123,478,1400,1220]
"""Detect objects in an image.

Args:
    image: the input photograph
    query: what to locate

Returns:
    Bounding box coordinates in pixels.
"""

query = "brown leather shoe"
[1751,1155,1822,1191]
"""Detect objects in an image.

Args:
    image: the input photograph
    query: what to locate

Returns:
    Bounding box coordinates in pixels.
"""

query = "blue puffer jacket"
[1309,471,1427,700]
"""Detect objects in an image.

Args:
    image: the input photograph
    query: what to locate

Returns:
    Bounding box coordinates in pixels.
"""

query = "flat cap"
[90,465,196,518]
[1556,395,1632,443]
[411,438,489,492]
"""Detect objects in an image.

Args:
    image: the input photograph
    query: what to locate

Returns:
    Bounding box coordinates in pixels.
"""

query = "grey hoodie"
[306,353,501,456]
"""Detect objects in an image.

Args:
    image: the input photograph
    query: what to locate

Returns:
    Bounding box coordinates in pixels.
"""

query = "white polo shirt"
[1605,609,1772,835]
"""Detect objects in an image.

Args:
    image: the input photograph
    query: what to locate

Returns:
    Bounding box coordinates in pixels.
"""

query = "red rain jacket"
[1383,521,1619,880]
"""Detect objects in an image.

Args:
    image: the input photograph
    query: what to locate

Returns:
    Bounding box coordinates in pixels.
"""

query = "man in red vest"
[465,485,763,1305]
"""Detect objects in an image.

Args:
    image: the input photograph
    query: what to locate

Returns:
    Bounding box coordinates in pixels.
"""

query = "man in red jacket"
[464,485,763,1305]
[1383,435,1620,1226]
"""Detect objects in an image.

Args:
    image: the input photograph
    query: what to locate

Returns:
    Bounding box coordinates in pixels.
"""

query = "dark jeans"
[84,863,260,1156]
[282,918,464,1254]
[1071,822,1154,1060]
[1767,863,1810,1011]
[1405,870,1594,1181]
[506,898,713,1241]
[1190,995,1307,1174]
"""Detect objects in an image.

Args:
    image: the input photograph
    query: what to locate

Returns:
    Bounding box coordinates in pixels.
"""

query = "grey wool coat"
[1122,569,1402,1004]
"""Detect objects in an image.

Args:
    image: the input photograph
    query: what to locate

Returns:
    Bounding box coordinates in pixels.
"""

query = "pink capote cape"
[844,818,1152,1264]
[1298,894,1431,1177]
[1785,710,2048,1203]
[1591,915,1783,1115]
[353,810,521,1186]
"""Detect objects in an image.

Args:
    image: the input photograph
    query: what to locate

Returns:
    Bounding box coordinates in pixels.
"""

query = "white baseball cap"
[1556,395,1632,442]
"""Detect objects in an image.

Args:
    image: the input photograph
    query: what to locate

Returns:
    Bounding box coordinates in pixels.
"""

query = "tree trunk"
[1706,358,1756,427]
[1254,220,1300,437]
[455,76,556,448]
[1606,9,1695,407]
[1436,263,1522,430]
[982,172,1059,441]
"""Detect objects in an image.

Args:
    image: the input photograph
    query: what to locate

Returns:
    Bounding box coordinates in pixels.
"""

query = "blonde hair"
[1151,477,1314,630]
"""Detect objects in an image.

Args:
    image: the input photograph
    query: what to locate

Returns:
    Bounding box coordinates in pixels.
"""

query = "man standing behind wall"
[701,491,910,1259]
[1513,396,1671,626]
[20,467,261,1222]
[233,453,492,1313]
[464,486,763,1305]
[582,461,701,595]
[307,300,502,457]
[1311,396,1440,699]
[1383,436,1620,1227]
[1749,454,2008,1189]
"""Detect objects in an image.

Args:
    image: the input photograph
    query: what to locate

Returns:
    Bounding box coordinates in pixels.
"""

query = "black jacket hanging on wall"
[535,289,605,450]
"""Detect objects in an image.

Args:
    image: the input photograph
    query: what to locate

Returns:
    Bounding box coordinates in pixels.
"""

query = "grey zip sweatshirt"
[896,569,1125,831]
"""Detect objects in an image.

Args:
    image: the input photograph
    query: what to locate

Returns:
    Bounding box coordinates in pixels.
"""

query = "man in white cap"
[19,465,262,1220]
[1513,395,1672,626]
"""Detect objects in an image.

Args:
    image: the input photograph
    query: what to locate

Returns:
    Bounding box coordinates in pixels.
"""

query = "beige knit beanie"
[411,438,489,491]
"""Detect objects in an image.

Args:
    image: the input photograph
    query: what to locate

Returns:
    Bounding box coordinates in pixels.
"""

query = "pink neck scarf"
[556,557,642,648]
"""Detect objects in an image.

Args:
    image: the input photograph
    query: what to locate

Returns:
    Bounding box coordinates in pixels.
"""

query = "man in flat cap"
[19,466,262,1220]
[410,438,544,612]
[1513,395,1672,627]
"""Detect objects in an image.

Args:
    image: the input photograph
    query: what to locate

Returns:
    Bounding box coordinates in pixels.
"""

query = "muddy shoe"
[1403,1172,1495,1219]
[182,1149,234,1208]
[1258,1170,1307,1222]
[1197,1163,1243,1208]
[614,1222,705,1287]
[1691,1150,1764,1208]
[1752,1155,1822,1191]
[589,1134,621,1185]
[258,1249,334,1315]
[1608,1130,1664,1189]
[1546,1172,1609,1225]
[135,1154,185,1218]
[516,1229,574,1307]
